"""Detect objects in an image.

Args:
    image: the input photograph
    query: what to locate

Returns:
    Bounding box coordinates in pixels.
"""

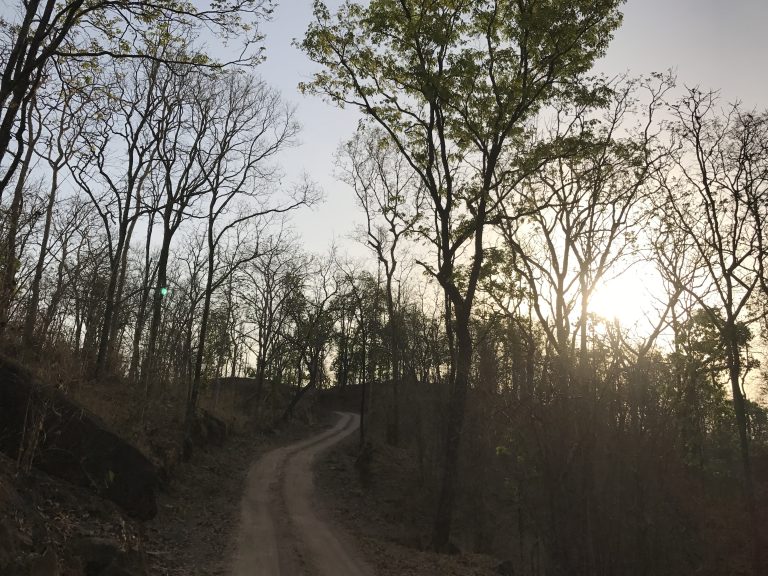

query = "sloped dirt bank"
[0,351,335,575]
[315,434,502,576]
[0,355,160,520]
[0,451,146,576]
[0,408,333,575]
[143,426,260,575]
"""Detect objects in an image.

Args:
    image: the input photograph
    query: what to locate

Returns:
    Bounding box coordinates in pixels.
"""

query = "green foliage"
[300,0,624,210]
[302,0,623,118]
[672,308,755,374]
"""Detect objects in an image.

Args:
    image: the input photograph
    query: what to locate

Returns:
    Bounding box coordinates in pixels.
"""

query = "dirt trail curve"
[232,412,375,576]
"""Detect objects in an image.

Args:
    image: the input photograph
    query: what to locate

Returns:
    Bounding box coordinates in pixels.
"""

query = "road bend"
[232,412,374,576]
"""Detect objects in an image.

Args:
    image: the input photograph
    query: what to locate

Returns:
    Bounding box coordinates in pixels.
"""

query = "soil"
[232,411,372,576]
[3,385,504,576]
[144,412,333,575]
[148,406,504,576]
[315,429,502,576]
[149,405,503,576]
[0,410,337,575]
[0,451,144,576]
[143,431,255,575]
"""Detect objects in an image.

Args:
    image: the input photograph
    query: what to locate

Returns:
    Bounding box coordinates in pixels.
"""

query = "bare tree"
[338,127,424,445]
[0,0,273,195]
[497,76,670,367]
[23,62,93,348]
[239,231,300,410]
[186,72,312,438]
[659,90,768,574]
[68,50,166,373]
[0,91,42,335]
[139,59,217,397]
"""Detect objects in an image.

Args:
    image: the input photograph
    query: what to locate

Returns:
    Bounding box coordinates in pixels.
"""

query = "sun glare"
[589,267,662,331]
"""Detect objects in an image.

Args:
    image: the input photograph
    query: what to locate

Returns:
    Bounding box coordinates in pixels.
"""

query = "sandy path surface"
[232,412,374,576]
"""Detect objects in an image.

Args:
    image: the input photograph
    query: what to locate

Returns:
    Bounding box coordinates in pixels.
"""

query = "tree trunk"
[128,213,156,381]
[92,192,139,375]
[726,333,762,575]
[385,276,400,446]
[431,311,471,551]
[106,201,140,365]
[0,115,36,336]
[187,246,215,444]
[142,225,171,400]
[359,328,368,448]
[22,164,58,348]
[281,351,320,423]
[94,262,119,372]
[40,238,67,342]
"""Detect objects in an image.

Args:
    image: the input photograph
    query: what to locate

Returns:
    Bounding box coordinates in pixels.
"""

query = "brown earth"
[0,451,145,576]
[2,372,504,576]
[155,405,503,576]
[144,412,333,575]
[232,412,373,576]
[314,422,502,576]
[0,386,329,576]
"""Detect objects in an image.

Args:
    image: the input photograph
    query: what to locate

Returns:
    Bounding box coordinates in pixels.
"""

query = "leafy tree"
[279,253,339,422]
[300,0,624,549]
[670,308,754,469]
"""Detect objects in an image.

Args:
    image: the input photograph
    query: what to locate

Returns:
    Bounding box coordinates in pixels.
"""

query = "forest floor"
[2,380,503,576]
[144,412,333,575]
[151,407,502,576]
[314,424,501,576]
[0,389,336,576]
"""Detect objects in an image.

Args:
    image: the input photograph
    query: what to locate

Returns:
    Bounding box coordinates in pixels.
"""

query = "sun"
[588,265,663,331]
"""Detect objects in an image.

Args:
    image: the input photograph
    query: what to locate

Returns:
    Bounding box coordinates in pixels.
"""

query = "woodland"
[1,1,767,575]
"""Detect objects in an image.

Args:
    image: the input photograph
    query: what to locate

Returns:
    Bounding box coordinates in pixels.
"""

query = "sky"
[253,0,768,255]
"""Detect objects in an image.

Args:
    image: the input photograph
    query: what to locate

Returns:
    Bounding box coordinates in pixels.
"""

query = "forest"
[1,1,767,575]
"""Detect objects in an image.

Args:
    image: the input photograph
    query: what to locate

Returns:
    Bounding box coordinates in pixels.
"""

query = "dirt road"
[232,412,374,576]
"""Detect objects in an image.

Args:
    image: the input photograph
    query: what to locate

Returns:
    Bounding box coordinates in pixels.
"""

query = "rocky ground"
[0,451,145,575]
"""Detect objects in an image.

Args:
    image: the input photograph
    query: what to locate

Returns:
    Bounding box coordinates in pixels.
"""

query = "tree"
[659,90,768,574]
[0,0,273,195]
[185,71,312,441]
[22,61,93,349]
[139,55,232,398]
[338,126,423,445]
[670,308,753,467]
[68,50,162,373]
[239,234,302,410]
[0,89,42,335]
[300,0,624,549]
[279,253,339,423]
[496,75,670,368]
[335,261,389,446]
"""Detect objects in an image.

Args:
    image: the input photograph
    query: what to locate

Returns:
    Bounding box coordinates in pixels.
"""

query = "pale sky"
[253,0,768,254]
